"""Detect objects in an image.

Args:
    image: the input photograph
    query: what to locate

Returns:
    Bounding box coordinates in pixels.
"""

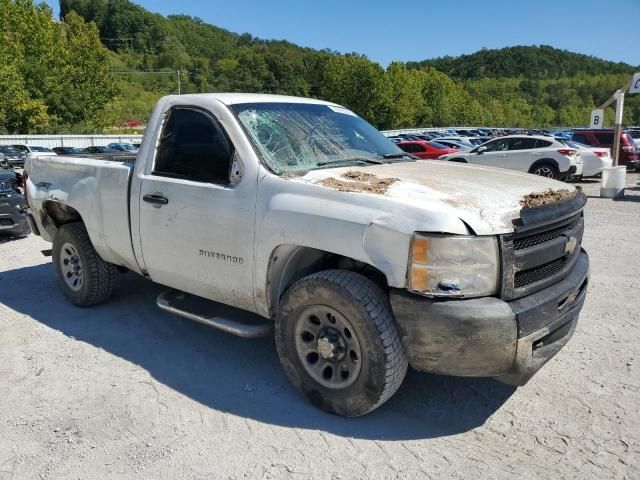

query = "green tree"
[320,55,391,127]
[385,63,424,128]
[55,11,121,130]
[0,1,120,133]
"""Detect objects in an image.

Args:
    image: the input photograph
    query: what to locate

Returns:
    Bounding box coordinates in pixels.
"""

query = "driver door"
[471,138,509,169]
[137,106,257,311]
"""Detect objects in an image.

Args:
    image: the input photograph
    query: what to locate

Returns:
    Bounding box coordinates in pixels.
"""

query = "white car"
[438,135,583,180]
[563,140,611,177]
[11,144,57,162]
[11,144,57,156]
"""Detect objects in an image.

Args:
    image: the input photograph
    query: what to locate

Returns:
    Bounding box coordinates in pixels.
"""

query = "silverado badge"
[564,236,577,256]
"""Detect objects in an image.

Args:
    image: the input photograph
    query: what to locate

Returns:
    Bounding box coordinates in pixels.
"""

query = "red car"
[397,140,460,160]
[571,128,639,170]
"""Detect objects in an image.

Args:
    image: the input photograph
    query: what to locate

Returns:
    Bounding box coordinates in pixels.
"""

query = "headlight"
[408,234,499,298]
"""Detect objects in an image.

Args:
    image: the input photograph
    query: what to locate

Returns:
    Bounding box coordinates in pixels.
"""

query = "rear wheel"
[52,223,117,307]
[530,162,559,180]
[275,270,407,417]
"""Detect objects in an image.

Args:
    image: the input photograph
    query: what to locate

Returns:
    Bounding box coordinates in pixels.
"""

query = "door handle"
[143,194,169,205]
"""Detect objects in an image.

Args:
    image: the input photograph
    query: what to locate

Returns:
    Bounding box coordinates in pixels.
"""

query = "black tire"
[448,158,467,163]
[275,270,407,417]
[529,161,559,180]
[52,222,117,307]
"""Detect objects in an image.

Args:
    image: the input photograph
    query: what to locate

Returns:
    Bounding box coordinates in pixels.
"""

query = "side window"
[508,138,537,150]
[483,138,509,152]
[594,132,614,144]
[572,133,589,144]
[535,139,552,148]
[398,143,414,153]
[413,144,426,152]
[154,108,234,184]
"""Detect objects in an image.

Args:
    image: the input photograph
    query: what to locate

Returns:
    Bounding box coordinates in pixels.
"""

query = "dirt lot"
[1,175,639,480]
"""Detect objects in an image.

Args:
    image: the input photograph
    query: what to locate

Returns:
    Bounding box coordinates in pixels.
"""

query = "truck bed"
[26,154,140,273]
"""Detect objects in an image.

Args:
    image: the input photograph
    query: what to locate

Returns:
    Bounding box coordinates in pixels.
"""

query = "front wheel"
[275,270,408,417]
[52,222,117,307]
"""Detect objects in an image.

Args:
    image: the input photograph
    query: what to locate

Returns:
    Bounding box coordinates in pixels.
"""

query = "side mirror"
[476,146,487,154]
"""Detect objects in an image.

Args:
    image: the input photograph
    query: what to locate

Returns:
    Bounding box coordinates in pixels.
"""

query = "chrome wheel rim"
[59,242,83,292]
[294,305,363,389]
[534,166,554,178]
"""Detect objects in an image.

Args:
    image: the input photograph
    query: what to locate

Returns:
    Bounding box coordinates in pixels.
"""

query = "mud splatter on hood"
[297,160,576,234]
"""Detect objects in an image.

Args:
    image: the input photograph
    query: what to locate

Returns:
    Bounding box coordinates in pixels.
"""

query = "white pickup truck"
[25,94,589,416]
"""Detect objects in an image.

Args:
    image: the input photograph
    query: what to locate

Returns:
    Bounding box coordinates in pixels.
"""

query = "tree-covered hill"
[1,0,638,134]
[407,45,637,80]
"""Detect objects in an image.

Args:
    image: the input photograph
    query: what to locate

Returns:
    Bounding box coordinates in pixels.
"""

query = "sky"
[44,0,640,67]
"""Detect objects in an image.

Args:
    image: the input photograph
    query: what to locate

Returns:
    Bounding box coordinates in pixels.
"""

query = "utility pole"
[612,90,624,168]
[597,77,633,167]
[177,70,181,95]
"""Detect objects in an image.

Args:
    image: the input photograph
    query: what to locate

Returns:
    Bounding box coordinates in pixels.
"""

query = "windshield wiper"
[382,152,416,160]
[317,156,386,167]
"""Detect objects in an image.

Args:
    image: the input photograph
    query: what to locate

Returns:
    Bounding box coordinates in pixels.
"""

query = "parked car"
[13,145,57,163]
[571,129,639,171]
[26,93,589,416]
[626,129,640,149]
[0,146,27,168]
[0,162,29,237]
[52,147,84,155]
[397,140,460,159]
[438,135,583,180]
[433,139,474,150]
[434,136,484,146]
[107,143,139,153]
[11,145,56,156]
[561,140,612,178]
[81,146,118,154]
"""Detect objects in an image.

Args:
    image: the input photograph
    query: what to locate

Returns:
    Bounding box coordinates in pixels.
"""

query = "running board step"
[156,289,272,338]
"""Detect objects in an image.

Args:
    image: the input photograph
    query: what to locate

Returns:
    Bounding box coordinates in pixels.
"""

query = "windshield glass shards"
[231,102,407,174]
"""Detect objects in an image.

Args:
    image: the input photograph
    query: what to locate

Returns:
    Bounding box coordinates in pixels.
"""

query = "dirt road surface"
[1,175,639,479]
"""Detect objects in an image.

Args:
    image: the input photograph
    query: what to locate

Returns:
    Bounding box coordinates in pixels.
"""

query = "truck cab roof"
[165,93,340,107]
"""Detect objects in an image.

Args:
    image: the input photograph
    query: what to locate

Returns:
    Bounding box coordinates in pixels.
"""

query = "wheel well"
[528,159,559,173]
[266,245,388,317]
[39,201,83,237]
[448,158,467,163]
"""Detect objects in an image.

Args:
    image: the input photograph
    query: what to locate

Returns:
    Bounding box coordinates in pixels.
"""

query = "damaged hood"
[299,160,574,235]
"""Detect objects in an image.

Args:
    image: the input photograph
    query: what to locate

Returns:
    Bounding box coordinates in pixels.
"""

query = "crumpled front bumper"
[390,250,589,386]
[0,192,30,235]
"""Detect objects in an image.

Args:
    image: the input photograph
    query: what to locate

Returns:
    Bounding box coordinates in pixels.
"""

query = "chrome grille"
[0,180,12,193]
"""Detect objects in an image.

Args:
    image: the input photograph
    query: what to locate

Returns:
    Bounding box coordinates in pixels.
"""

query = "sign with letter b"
[590,109,604,129]
[630,72,640,95]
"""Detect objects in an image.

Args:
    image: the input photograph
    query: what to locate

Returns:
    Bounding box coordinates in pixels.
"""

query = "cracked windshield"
[232,102,406,174]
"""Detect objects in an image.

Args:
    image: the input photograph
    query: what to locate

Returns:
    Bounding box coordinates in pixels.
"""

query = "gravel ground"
[0,174,639,480]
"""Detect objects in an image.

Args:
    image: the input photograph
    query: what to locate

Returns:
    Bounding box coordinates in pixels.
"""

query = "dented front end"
[388,190,589,385]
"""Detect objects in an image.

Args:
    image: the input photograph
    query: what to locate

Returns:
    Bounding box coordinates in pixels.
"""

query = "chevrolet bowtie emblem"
[564,236,577,255]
